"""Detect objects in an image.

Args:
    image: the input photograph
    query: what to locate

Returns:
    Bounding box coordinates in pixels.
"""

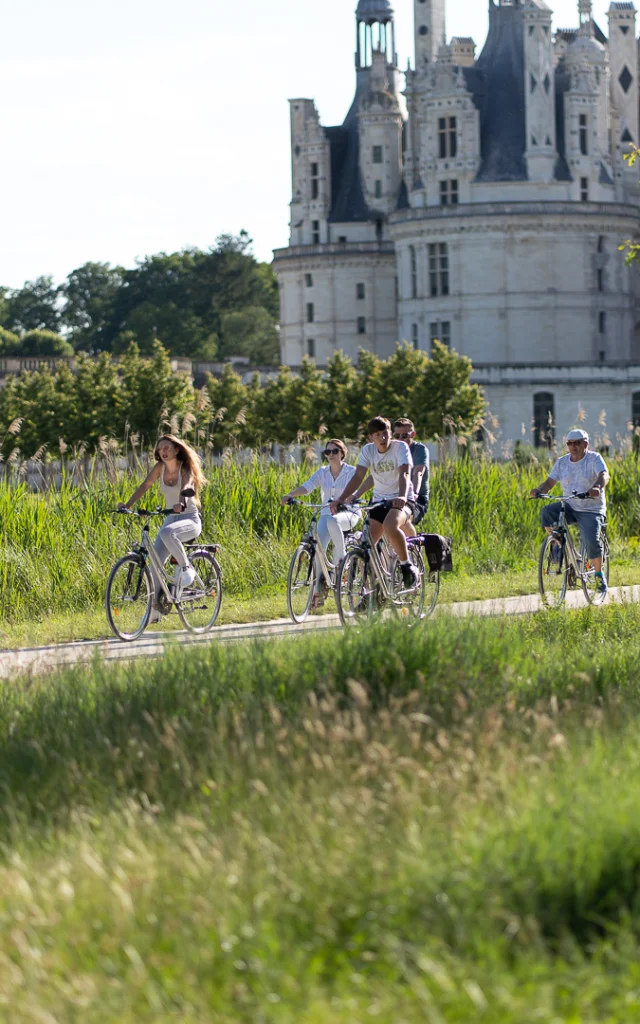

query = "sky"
[1,0,615,288]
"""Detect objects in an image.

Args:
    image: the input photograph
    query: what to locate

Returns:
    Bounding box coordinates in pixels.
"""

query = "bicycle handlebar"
[111,507,175,518]
[531,490,593,501]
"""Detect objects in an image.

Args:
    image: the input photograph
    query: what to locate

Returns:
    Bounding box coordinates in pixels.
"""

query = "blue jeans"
[540,503,605,560]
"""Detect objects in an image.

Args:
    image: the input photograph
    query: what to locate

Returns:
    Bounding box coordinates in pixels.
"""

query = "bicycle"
[336,502,440,627]
[285,499,362,623]
[105,494,222,640]
[533,492,610,608]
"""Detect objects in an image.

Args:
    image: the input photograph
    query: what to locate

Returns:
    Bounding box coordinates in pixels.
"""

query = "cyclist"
[530,428,610,595]
[119,434,207,622]
[393,417,430,526]
[330,415,419,589]
[281,438,359,608]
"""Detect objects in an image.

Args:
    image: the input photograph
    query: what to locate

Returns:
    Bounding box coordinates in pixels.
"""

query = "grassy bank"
[2,608,640,1016]
[2,452,640,634]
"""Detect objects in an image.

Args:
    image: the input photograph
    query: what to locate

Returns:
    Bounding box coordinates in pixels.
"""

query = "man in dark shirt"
[393,418,429,526]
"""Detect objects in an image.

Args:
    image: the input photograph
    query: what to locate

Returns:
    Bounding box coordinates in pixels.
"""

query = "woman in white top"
[282,438,360,607]
[119,434,206,622]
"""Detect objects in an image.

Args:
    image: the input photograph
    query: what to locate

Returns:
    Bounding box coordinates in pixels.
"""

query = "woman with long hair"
[119,435,207,623]
[281,438,360,609]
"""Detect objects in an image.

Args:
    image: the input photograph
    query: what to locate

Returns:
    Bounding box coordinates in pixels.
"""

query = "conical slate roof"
[356,0,394,25]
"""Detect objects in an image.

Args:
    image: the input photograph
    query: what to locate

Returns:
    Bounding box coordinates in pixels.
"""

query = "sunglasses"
[566,440,584,446]
[394,432,412,440]
[324,448,342,456]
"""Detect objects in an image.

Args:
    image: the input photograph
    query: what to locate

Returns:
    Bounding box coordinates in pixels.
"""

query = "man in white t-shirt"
[530,428,610,594]
[330,415,419,589]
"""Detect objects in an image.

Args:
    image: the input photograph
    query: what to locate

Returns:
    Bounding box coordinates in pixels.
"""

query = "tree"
[219,307,279,364]
[2,276,61,333]
[205,363,250,451]
[0,328,20,354]
[417,341,486,438]
[317,351,360,442]
[2,330,74,358]
[120,339,195,445]
[60,262,124,351]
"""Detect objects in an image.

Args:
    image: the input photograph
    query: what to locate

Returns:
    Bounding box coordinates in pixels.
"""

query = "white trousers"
[315,511,360,588]
[153,512,201,598]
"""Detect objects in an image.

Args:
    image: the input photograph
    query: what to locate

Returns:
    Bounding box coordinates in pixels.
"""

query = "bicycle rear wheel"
[176,551,223,632]
[287,544,316,623]
[538,535,567,608]
[106,554,153,640]
[337,548,374,627]
[581,533,610,606]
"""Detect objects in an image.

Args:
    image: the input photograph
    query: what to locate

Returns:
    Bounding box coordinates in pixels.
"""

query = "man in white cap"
[530,429,610,595]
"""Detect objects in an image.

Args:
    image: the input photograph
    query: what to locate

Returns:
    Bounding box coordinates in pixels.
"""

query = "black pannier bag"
[421,534,453,573]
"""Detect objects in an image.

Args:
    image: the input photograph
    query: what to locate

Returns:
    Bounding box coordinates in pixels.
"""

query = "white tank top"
[160,466,198,513]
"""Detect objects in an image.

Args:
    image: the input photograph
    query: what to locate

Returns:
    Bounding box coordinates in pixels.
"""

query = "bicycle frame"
[537,494,604,586]
[350,504,418,602]
[291,501,360,591]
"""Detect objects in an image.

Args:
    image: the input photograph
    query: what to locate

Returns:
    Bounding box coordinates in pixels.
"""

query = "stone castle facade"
[273,0,640,448]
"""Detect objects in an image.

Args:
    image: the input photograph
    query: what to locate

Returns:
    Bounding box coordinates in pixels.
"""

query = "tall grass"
[1,452,639,623]
[2,609,640,1018]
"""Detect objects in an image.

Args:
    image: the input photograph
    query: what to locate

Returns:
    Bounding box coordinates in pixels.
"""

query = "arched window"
[409,246,417,298]
[533,392,555,448]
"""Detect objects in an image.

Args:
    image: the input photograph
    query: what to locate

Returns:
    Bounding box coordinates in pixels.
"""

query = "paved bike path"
[1,585,639,680]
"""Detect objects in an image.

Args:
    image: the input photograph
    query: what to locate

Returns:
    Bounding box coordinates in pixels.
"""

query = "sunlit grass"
[1,453,640,640]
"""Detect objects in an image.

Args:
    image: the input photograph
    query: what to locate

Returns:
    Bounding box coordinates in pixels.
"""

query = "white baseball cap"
[566,428,589,442]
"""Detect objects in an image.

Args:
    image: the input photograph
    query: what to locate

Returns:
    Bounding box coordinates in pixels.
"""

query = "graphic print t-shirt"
[549,451,608,513]
[357,440,415,503]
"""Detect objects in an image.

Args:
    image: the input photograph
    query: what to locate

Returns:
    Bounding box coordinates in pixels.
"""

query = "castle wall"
[274,243,398,365]
[476,364,640,450]
[391,201,640,365]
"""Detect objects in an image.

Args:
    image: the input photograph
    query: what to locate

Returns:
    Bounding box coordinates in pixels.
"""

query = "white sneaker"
[174,565,196,599]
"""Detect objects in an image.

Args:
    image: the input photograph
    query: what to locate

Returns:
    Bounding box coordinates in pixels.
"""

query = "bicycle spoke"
[538,534,567,608]
[287,545,315,623]
[176,552,222,632]
[106,555,152,640]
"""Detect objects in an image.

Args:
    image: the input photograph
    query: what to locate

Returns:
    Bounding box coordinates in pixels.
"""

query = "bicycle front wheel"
[581,533,610,607]
[538,535,567,608]
[176,551,223,632]
[392,546,427,620]
[106,554,153,641]
[287,544,316,623]
[337,548,374,627]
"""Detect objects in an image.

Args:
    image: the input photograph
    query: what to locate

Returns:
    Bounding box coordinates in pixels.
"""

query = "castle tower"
[288,100,332,247]
[414,0,446,69]
[608,1,639,189]
[523,0,558,183]
[357,0,404,217]
[563,5,610,202]
[357,0,396,71]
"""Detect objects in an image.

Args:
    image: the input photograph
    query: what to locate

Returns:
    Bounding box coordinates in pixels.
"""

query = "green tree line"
[0,341,485,459]
[0,232,279,364]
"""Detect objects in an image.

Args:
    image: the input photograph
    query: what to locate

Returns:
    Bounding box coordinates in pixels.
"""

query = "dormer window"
[438,116,457,159]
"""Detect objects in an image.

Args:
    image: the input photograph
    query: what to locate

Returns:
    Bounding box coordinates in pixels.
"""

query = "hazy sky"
[2,0,614,288]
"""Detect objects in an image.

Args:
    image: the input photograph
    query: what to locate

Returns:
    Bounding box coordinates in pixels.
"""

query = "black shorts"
[412,501,428,527]
[369,500,417,525]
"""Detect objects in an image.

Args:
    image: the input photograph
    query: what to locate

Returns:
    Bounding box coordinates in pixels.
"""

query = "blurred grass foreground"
[3,607,640,1018]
